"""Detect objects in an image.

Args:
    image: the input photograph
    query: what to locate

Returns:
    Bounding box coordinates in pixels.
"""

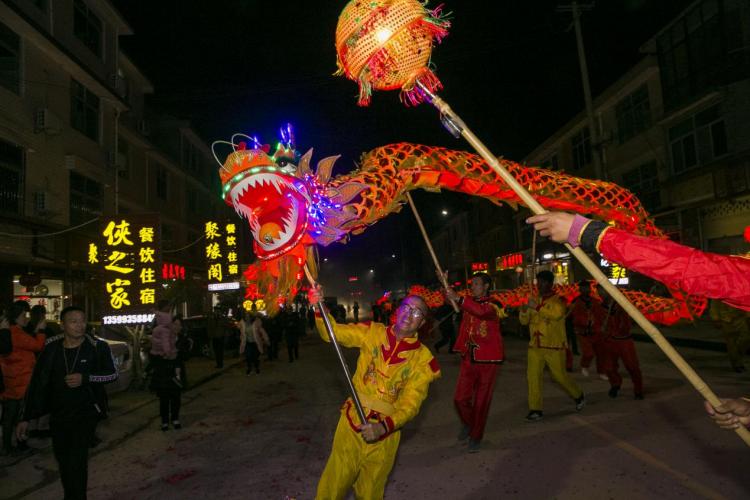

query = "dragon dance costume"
[520,294,584,413]
[574,218,750,311]
[452,296,505,444]
[315,315,440,500]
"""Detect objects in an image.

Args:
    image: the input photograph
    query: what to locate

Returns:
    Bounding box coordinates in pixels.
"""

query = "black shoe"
[608,386,620,399]
[161,424,169,432]
[467,439,481,453]
[634,393,644,400]
[172,421,182,430]
[575,394,586,411]
[457,425,470,442]
[525,411,543,422]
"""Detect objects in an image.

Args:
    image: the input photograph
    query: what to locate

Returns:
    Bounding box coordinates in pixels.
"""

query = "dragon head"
[219,143,311,261]
[213,128,370,315]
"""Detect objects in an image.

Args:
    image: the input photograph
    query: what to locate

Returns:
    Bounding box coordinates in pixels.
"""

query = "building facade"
[0,0,234,319]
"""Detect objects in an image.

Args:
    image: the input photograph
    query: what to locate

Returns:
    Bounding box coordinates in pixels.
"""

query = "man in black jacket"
[17,306,117,500]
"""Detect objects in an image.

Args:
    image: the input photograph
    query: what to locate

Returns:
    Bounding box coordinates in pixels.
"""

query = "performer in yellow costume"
[309,287,440,500]
[520,270,585,421]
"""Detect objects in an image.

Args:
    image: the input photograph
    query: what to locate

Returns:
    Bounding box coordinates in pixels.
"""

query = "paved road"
[5,332,750,499]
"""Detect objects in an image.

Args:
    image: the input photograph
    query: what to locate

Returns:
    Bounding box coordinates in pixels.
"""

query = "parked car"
[70,323,134,393]
[181,315,241,358]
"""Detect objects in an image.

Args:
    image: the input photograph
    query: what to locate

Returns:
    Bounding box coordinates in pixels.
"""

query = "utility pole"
[557,2,605,181]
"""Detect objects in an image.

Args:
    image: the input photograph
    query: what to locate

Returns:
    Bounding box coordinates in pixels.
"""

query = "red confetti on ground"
[163,469,197,485]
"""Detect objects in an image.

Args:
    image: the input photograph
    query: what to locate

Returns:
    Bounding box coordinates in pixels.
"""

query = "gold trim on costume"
[595,226,612,253]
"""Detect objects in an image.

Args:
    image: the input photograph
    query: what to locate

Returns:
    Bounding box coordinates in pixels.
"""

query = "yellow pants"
[527,347,583,411]
[316,412,401,500]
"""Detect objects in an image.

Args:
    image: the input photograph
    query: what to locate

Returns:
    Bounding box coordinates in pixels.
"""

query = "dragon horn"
[298,149,314,177]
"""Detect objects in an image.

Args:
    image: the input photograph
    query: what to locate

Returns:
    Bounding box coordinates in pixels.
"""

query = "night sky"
[113,0,695,300]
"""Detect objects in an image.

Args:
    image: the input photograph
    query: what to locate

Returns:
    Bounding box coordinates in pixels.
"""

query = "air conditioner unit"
[34,108,62,135]
[137,120,150,136]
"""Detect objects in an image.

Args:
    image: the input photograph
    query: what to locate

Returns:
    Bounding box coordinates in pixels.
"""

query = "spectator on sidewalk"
[266,312,282,361]
[175,315,193,388]
[284,310,301,363]
[17,306,117,500]
[239,312,268,375]
[150,301,182,431]
[26,305,57,439]
[2,300,44,455]
[353,301,360,323]
[206,307,227,369]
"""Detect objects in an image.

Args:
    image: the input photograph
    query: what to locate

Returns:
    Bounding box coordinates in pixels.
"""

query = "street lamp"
[369,269,374,273]
[441,209,448,216]
[391,254,396,258]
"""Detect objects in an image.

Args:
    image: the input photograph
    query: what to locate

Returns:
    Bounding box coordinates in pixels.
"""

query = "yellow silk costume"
[520,295,582,411]
[315,315,440,500]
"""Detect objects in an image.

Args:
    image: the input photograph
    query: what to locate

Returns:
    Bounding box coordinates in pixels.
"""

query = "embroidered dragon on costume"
[214,132,707,323]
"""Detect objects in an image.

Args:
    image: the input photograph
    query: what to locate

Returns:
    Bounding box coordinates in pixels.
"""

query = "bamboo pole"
[405,192,460,312]
[416,81,750,447]
[302,263,367,425]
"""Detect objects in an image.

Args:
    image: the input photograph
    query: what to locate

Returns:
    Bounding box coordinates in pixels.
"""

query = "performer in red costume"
[526,212,750,311]
[598,286,644,400]
[569,282,607,378]
[444,273,505,453]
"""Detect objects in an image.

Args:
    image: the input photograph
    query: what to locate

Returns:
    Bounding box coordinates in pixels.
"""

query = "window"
[571,127,591,170]
[156,165,168,200]
[656,0,737,110]
[186,187,198,214]
[0,138,24,215]
[616,85,651,143]
[33,0,47,11]
[117,137,130,179]
[69,172,101,224]
[0,21,20,95]
[622,161,660,211]
[669,104,728,174]
[540,154,558,171]
[73,0,102,57]
[181,136,202,177]
[70,79,99,141]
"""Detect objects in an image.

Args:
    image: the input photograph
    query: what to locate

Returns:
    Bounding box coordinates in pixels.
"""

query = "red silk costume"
[598,228,750,311]
[452,296,505,442]
[602,301,643,396]
[569,296,607,374]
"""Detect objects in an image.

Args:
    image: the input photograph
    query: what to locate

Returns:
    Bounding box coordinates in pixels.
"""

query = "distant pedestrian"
[17,306,117,500]
[284,310,301,363]
[240,313,268,375]
[433,304,456,354]
[1,300,44,455]
[207,307,227,369]
[266,313,282,361]
[175,315,193,387]
[353,301,360,323]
